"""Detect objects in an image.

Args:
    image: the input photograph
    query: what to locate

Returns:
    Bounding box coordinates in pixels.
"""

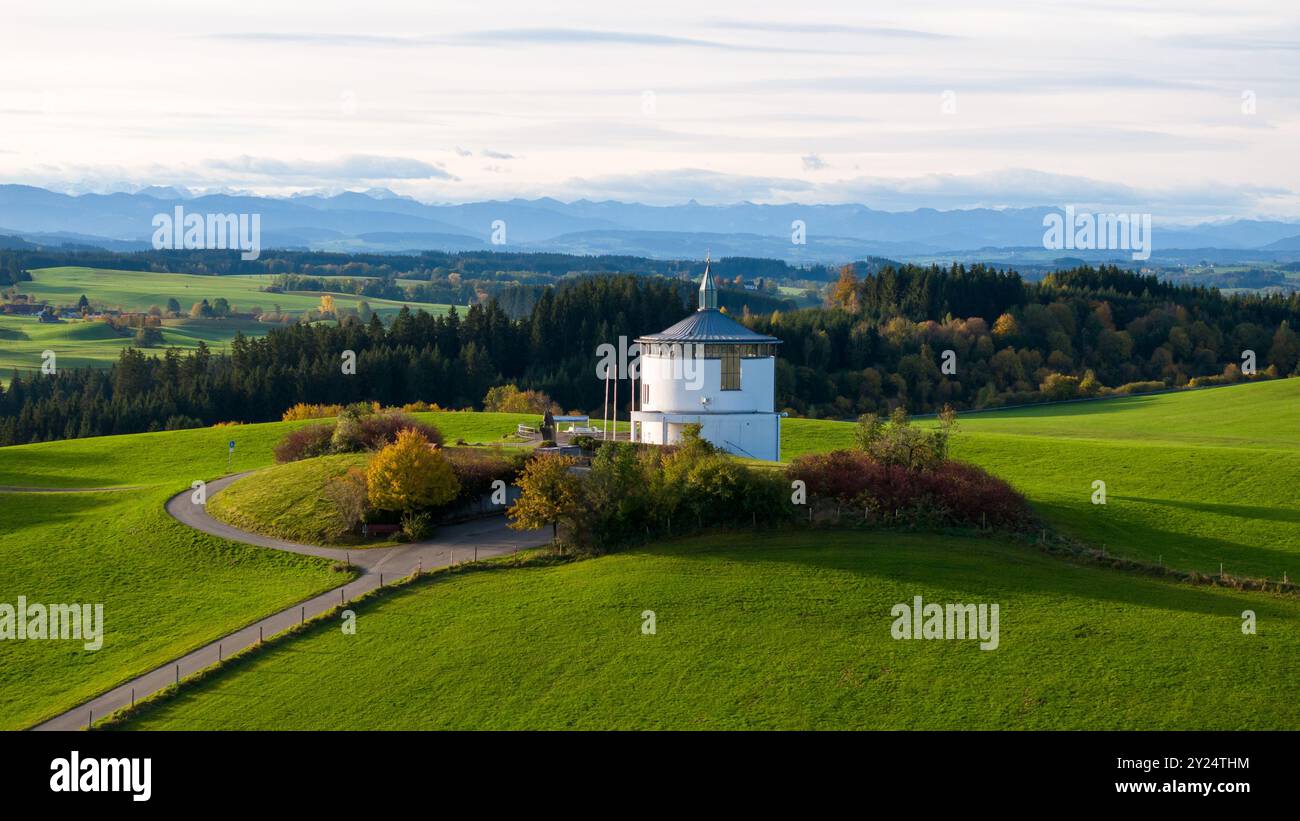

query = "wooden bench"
[516,424,537,436]
[364,523,401,538]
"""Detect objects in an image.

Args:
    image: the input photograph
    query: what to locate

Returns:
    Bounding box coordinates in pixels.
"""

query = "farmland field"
[0,313,268,374]
[1,266,452,379]
[14,266,450,317]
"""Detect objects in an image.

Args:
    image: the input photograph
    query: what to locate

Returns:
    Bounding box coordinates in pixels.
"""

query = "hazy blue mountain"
[1,184,1298,263]
[1262,234,1300,251]
[531,229,934,263]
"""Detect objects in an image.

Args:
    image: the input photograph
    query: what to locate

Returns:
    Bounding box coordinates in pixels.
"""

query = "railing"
[723,439,758,459]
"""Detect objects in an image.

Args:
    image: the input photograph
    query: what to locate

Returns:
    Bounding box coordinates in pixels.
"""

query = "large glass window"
[720,348,741,390]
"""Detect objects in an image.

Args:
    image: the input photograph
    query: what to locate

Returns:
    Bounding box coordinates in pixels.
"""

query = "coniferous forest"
[2,264,1299,446]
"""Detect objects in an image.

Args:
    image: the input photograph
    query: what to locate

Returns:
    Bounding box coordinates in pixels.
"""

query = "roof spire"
[698,251,717,311]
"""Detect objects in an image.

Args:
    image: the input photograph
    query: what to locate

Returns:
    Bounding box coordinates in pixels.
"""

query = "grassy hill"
[113,530,1300,730]
[208,453,373,545]
[4,380,1298,729]
[14,266,449,317]
[783,379,1300,579]
[0,410,533,729]
[1,266,453,379]
[0,314,270,375]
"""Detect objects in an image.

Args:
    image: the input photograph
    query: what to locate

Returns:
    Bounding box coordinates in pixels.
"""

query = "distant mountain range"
[2,184,1299,265]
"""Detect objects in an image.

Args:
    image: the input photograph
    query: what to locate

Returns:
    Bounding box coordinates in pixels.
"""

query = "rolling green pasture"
[4,380,1297,730]
[1,266,452,380]
[0,410,532,728]
[114,530,1300,730]
[782,379,1300,579]
[0,314,269,374]
[16,266,449,317]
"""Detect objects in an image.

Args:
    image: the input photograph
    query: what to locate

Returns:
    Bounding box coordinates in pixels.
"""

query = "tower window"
[720,349,741,390]
[642,382,650,406]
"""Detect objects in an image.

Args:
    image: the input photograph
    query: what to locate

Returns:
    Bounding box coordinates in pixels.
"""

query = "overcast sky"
[1,0,1297,219]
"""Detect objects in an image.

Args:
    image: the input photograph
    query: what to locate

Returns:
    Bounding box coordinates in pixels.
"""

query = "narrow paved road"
[31,473,550,731]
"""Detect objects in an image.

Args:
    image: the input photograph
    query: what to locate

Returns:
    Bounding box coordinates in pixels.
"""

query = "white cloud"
[0,0,1295,219]
[205,155,458,183]
[802,154,829,171]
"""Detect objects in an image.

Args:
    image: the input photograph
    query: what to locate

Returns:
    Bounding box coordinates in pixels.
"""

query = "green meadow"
[0,314,269,374]
[15,266,449,317]
[0,410,532,729]
[783,379,1300,580]
[114,530,1300,730]
[3,380,1297,729]
[208,453,376,545]
[2,266,453,380]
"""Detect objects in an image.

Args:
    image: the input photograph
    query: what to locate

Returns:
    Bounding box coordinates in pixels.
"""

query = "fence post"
[175,664,179,684]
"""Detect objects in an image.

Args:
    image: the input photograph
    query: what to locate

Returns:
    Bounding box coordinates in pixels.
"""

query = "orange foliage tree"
[366,429,459,512]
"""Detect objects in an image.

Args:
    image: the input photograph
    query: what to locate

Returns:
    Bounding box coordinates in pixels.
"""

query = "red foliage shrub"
[274,423,335,463]
[353,413,444,450]
[787,450,1034,531]
[274,413,444,464]
[444,448,522,505]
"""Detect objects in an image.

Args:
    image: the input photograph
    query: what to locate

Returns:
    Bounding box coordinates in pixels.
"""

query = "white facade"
[629,263,782,461]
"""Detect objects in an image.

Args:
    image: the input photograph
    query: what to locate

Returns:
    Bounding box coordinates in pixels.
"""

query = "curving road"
[30,472,550,731]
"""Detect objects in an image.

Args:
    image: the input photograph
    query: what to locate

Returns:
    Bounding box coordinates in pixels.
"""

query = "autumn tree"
[508,454,582,542]
[324,467,369,538]
[828,264,860,313]
[992,312,1020,341]
[366,428,459,512]
[483,384,558,414]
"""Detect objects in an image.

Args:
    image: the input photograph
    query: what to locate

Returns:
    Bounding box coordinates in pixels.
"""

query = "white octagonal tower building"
[631,259,782,461]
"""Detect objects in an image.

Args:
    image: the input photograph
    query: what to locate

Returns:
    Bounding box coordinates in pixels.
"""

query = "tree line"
[2,264,1299,445]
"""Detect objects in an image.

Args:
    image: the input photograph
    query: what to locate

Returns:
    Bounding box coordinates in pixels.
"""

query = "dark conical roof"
[636,309,780,344]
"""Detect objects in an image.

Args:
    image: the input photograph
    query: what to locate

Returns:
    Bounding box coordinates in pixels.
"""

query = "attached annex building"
[631,261,782,461]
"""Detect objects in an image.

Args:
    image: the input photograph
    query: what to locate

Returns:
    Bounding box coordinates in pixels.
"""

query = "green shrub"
[853,405,957,471]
